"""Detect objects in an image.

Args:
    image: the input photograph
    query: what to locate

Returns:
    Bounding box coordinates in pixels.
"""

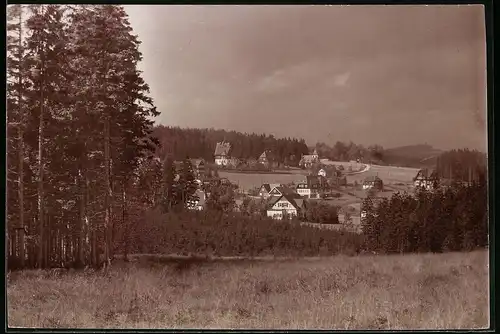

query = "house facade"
[362,176,384,190]
[214,141,231,166]
[296,182,320,199]
[413,168,439,190]
[266,194,306,220]
[258,151,270,166]
[299,149,319,169]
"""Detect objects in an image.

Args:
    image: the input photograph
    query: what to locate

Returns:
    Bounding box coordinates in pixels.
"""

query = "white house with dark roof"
[214,141,231,166]
[266,193,306,220]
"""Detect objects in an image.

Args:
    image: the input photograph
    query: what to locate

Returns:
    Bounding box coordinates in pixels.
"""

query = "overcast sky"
[124,5,487,151]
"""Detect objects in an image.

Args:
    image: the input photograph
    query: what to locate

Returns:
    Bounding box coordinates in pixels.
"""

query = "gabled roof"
[214,141,231,156]
[414,168,438,181]
[258,151,268,160]
[272,186,301,198]
[267,193,306,211]
[260,183,283,193]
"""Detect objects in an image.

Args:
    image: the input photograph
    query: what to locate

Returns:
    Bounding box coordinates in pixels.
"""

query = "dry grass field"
[8,250,489,329]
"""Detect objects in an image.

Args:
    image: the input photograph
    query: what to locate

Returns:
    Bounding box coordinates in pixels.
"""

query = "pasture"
[7,251,489,329]
[219,171,307,192]
[220,162,419,193]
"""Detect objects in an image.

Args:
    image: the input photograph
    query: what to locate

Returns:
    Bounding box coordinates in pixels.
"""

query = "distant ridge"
[382,144,443,168]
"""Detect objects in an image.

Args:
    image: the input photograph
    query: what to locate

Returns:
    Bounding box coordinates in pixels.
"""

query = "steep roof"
[214,141,231,157]
[267,193,305,211]
[260,183,283,193]
[414,168,438,181]
[259,151,268,160]
[273,186,301,198]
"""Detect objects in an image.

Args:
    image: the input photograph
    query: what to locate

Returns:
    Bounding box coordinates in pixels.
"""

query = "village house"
[362,175,384,191]
[266,193,306,220]
[299,149,319,169]
[258,183,283,198]
[258,151,270,166]
[214,141,231,166]
[413,168,439,190]
[296,175,323,199]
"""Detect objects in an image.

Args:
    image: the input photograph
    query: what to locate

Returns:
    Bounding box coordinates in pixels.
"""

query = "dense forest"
[6,5,161,269]
[362,176,488,253]
[152,125,310,166]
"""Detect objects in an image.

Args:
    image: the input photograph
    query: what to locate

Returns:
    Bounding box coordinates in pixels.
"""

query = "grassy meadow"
[7,250,489,329]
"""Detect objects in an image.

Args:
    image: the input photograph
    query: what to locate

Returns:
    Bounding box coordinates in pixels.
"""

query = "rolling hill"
[381,144,443,168]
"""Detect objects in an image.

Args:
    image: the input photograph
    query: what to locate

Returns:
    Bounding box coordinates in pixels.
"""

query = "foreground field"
[8,251,489,329]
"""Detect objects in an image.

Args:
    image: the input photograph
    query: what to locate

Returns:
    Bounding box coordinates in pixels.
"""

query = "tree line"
[152,125,310,166]
[7,4,160,269]
[361,176,488,254]
[435,148,487,183]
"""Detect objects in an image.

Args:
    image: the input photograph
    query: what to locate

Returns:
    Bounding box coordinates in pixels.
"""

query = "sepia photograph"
[6,4,490,330]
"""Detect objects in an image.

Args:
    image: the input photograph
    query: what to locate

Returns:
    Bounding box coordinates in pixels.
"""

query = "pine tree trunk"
[17,7,25,269]
[37,38,45,269]
[104,119,112,267]
[122,187,129,261]
[77,169,85,267]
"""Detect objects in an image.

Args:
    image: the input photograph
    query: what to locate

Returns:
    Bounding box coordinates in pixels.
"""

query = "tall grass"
[8,250,489,329]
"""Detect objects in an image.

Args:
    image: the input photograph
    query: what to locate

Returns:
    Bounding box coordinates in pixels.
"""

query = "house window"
[277,202,289,208]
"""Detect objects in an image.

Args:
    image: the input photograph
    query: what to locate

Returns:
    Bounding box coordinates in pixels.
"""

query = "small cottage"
[299,149,319,169]
[296,177,321,199]
[258,151,270,166]
[413,168,439,190]
[362,175,384,191]
[214,141,231,166]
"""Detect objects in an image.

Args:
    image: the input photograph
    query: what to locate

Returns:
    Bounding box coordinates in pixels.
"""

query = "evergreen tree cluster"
[152,125,310,166]
[435,148,487,183]
[361,179,488,254]
[7,5,159,269]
